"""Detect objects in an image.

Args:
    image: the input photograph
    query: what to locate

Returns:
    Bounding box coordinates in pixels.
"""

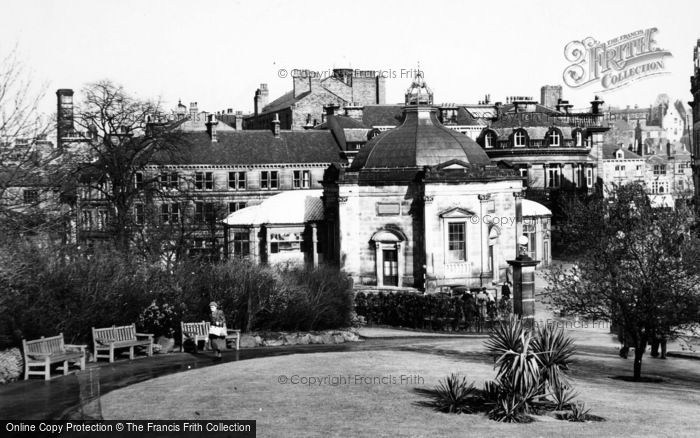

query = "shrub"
[566,401,591,422]
[0,348,23,384]
[532,323,576,390]
[137,301,178,338]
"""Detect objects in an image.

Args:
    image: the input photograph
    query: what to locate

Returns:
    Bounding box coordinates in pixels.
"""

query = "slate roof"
[260,90,311,114]
[362,105,404,127]
[350,106,491,172]
[602,144,642,159]
[151,131,345,166]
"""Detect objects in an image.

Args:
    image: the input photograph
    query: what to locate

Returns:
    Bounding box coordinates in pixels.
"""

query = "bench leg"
[236,336,240,351]
[109,346,115,363]
[24,362,29,380]
[147,343,153,357]
[63,361,69,376]
[45,359,51,381]
[129,346,134,360]
[79,356,86,371]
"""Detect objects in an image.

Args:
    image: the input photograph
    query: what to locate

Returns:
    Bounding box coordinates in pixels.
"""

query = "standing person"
[501,281,511,301]
[208,301,227,361]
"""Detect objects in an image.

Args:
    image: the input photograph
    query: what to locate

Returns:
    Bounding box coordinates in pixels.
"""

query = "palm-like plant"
[415,373,478,414]
[531,323,576,391]
[485,316,541,396]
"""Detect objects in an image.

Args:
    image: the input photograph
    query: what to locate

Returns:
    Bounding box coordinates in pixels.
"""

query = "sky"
[2,0,699,117]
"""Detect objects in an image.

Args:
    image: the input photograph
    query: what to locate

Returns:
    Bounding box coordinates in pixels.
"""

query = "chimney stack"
[272,113,280,138]
[207,114,219,142]
[234,110,243,130]
[56,89,75,148]
[591,96,604,115]
[190,102,198,121]
[254,84,269,116]
[344,103,364,122]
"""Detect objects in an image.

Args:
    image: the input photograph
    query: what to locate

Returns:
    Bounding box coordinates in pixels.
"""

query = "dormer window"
[616,150,624,159]
[513,129,528,147]
[574,130,583,147]
[483,131,497,148]
[545,128,561,147]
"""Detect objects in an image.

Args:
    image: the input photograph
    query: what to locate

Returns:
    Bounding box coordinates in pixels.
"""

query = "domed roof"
[350,106,492,171]
[175,99,187,115]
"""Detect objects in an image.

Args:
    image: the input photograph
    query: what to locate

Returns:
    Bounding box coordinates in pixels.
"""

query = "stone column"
[251,226,260,264]
[507,257,539,328]
[513,192,524,257]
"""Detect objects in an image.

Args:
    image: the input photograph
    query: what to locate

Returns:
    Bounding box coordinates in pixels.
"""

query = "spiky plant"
[567,401,591,422]
[549,383,578,411]
[485,316,541,397]
[532,323,576,391]
[416,373,478,414]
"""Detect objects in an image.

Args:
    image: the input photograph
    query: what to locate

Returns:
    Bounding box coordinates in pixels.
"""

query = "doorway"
[382,249,398,286]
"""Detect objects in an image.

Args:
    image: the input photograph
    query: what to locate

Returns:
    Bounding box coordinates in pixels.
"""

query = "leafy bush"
[137,301,178,338]
[354,291,506,331]
[0,348,23,384]
[532,323,576,390]
[0,241,354,345]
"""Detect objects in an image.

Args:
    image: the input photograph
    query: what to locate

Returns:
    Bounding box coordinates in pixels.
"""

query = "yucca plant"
[415,373,478,414]
[485,316,541,397]
[549,382,578,411]
[567,401,591,422]
[532,323,576,391]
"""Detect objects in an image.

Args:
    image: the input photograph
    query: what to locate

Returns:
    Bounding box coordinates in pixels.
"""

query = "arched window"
[573,129,584,147]
[513,129,528,147]
[545,128,562,147]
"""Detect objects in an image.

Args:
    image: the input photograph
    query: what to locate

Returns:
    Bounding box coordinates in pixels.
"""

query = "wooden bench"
[92,324,153,362]
[22,333,87,380]
[180,321,241,351]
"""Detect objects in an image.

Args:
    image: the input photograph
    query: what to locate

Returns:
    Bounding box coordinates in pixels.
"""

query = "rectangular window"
[586,168,593,188]
[447,222,467,262]
[195,171,214,190]
[519,168,528,179]
[195,202,216,223]
[134,172,144,190]
[161,203,180,224]
[134,203,145,225]
[653,165,666,175]
[547,165,561,188]
[270,231,302,254]
[261,171,278,190]
[160,172,178,189]
[23,189,39,204]
[228,202,247,214]
[228,171,246,190]
[293,170,311,188]
[233,231,250,257]
[81,210,93,230]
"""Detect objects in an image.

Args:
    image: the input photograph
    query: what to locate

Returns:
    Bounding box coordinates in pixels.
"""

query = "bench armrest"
[136,333,154,340]
[65,344,88,353]
[226,329,241,335]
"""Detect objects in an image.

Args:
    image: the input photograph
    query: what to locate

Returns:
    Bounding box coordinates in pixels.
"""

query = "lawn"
[100,339,700,438]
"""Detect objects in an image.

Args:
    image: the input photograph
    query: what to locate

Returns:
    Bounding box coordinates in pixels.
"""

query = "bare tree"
[0,47,66,239]
[71,80,188,254]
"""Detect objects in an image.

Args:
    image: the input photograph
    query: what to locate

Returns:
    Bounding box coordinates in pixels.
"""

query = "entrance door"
[382,249,398,286]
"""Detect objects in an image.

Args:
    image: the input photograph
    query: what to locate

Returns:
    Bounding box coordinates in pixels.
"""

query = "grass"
[100,339,700,438]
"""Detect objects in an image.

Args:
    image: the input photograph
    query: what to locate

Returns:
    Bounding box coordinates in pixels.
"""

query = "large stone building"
[244,69,386,131]
[321,79,525,291]
[690,39,700,201]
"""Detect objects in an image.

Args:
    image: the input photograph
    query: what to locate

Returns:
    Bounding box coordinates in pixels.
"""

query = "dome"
[349,106,492,171]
